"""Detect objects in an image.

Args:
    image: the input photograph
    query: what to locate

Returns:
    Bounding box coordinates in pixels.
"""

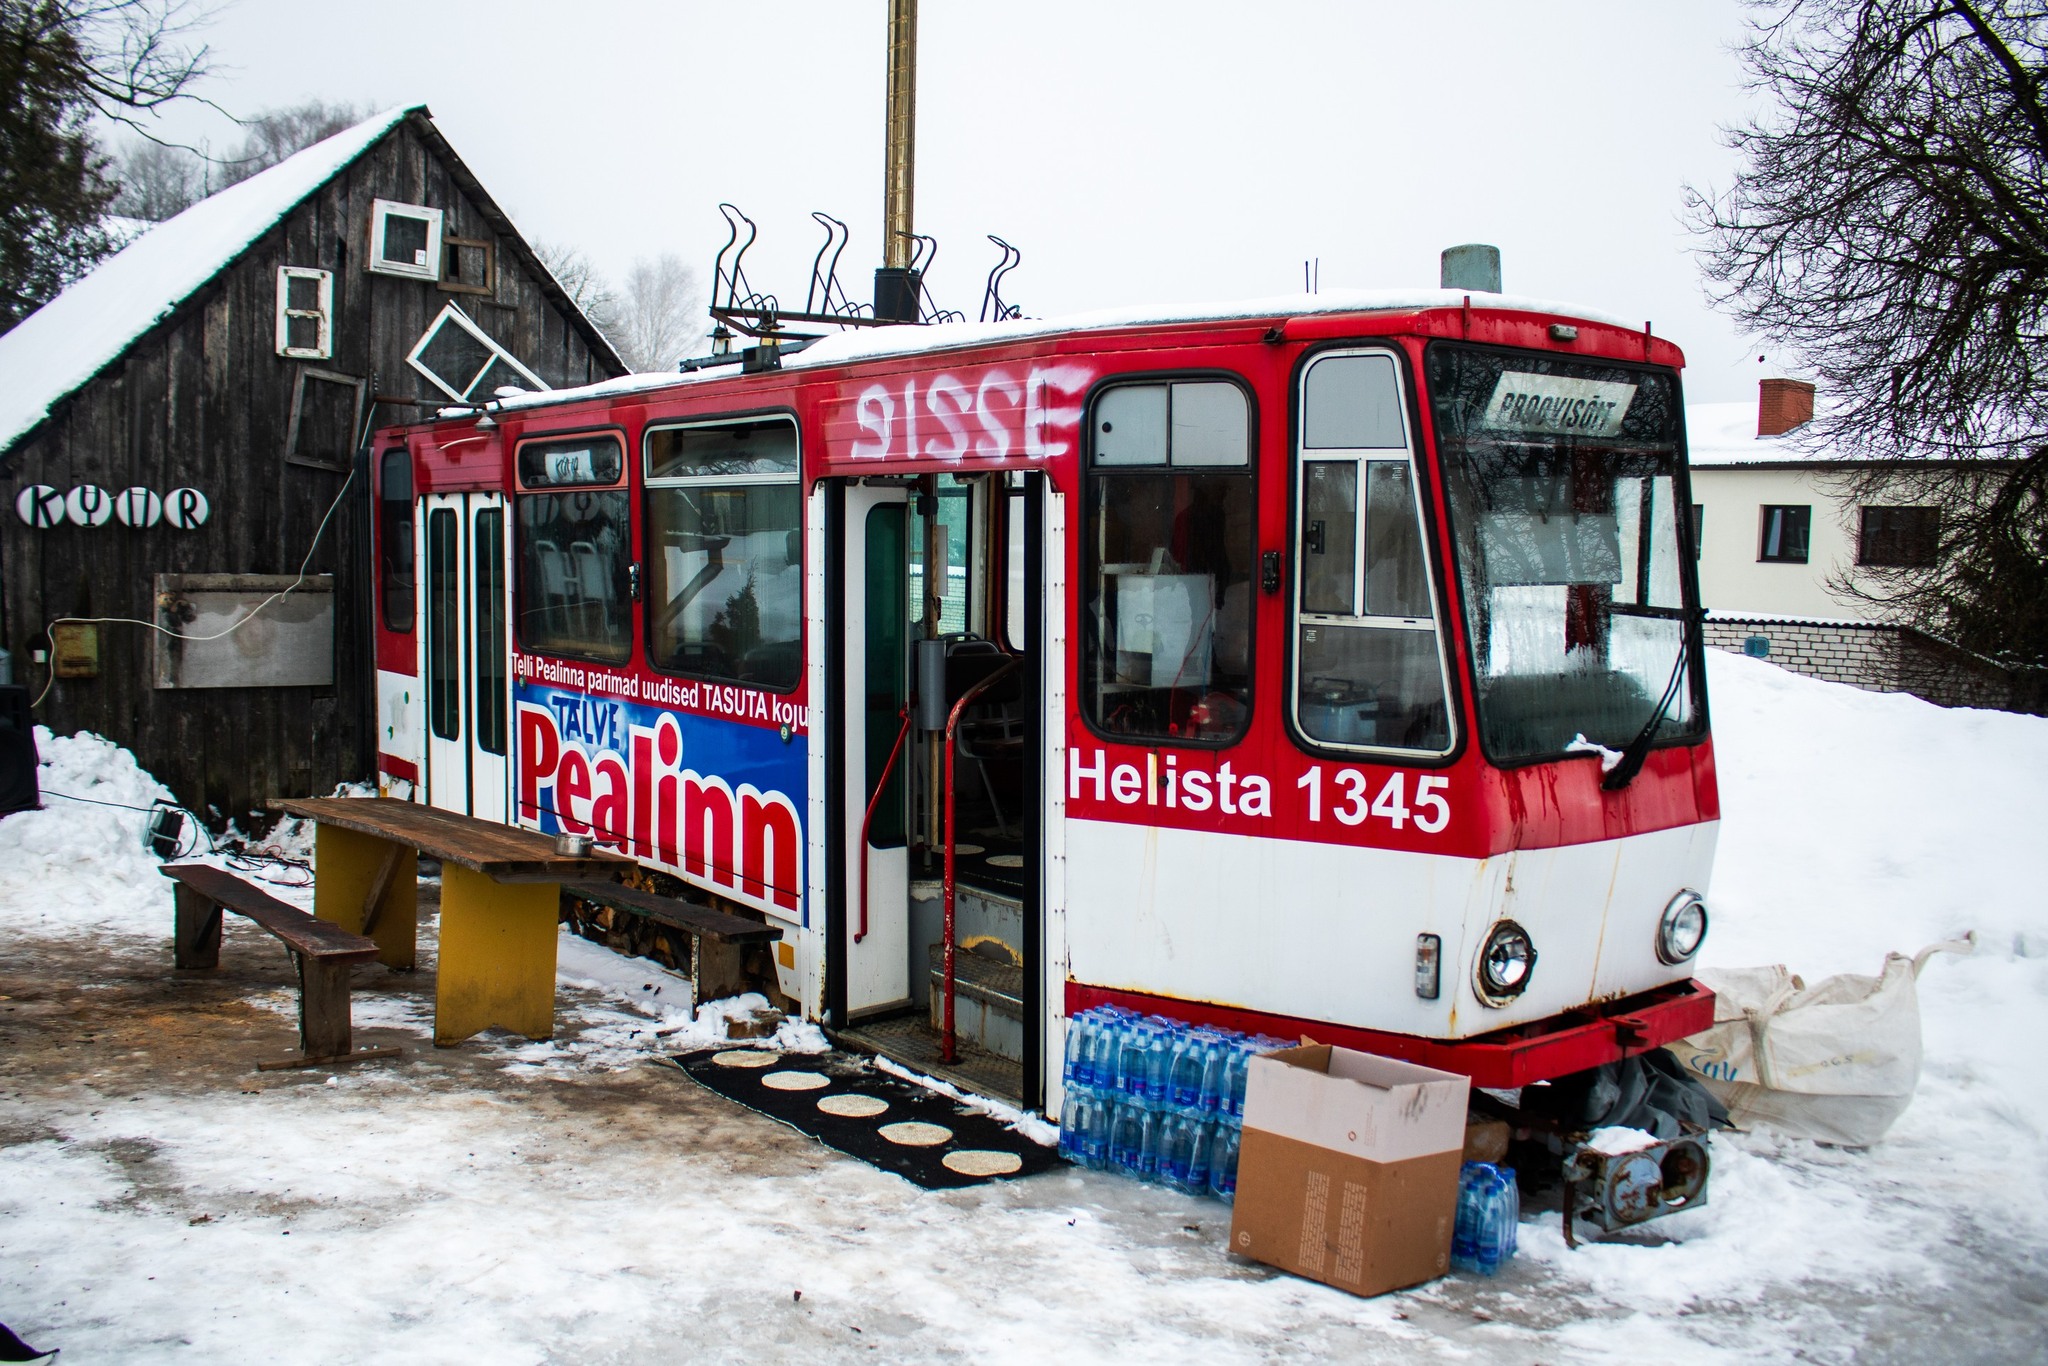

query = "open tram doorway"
[418,491,511,822]
[828,472,1047,1108]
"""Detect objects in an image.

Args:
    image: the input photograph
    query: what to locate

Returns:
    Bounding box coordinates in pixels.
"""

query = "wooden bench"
[162,863,399,1070]
[561,880,782,1003]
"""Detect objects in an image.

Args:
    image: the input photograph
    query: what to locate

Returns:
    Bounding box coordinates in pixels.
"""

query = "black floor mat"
[671,1047,1061,1190]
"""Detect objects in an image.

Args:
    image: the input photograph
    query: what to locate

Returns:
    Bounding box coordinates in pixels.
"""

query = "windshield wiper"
[1602,637,1692,791]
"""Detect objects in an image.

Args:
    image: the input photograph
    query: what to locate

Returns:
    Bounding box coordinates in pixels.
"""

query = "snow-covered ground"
[2,652,2045,1363]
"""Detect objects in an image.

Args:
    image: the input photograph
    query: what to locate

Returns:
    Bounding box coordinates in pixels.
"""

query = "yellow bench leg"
[313,825,417,970]
[434,865,559,1046]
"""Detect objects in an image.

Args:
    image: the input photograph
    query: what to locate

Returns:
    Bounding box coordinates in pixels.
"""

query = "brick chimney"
[1758,378,1816,437]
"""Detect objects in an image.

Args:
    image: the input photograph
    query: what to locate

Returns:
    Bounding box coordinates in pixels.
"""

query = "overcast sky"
[136,0,1776,402]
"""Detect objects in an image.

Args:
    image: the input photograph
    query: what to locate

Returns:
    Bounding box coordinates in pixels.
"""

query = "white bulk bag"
[1669,935,1973,1147]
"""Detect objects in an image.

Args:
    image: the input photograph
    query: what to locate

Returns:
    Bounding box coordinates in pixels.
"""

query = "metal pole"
[883,0,917,271]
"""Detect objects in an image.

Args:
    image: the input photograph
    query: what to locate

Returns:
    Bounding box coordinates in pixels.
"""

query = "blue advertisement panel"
[514,676,808,924]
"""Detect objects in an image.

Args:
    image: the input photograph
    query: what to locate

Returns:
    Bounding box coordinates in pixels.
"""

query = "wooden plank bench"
[271,798,627,1046]
[561,880,782,1003]
[161,863,399,1070]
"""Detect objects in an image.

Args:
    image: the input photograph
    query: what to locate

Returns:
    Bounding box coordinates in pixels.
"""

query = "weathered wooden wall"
[0,113,621,827]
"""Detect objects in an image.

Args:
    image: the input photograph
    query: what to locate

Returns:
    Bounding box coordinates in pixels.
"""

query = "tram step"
[926,940,1024,1063]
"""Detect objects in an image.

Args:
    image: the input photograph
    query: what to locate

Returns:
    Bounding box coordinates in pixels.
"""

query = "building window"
[1292,351,1452,756]
[285,369,366,473]
[1083,377,1255,745]
[1758,505,1811,563]
[644,416,803,692]
[1691,503,1704,561]
[407,303,548,404]
[513,434,631,662]
[378,449,414,632]
[369,199,445,281]
[441,236,495,296]
[1858,505,1939,567]
[275,267,333,358]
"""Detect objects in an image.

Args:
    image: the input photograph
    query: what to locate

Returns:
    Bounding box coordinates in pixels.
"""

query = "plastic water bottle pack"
[1451,1161,1520,1275]
[1058,1007,1291,1203]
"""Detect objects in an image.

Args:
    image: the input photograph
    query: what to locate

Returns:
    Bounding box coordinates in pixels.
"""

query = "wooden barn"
[0,105,624,827]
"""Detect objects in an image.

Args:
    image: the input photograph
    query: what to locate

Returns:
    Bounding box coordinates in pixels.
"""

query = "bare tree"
[1688,1,2048,681]
[108,134,199,218]
[1,0,208,330]
[214,98,362,187]
[533,238,619,333]
[611,253,703,373]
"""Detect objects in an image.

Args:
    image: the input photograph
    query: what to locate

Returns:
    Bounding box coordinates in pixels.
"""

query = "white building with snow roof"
[1686,379,2029,709]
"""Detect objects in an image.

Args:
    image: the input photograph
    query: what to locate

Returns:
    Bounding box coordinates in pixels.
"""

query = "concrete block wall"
[1704,618,1899,691]
[1706,616,2036,712]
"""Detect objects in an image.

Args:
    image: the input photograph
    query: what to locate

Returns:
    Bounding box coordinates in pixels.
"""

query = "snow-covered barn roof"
[0,107,411,455]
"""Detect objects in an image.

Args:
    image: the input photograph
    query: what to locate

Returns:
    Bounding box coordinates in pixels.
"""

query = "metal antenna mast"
[874,0,921,322]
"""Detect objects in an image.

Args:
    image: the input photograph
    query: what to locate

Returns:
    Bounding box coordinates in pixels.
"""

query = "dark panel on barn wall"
[3,113,622,827]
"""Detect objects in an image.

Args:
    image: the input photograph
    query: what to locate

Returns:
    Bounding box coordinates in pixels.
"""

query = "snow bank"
[1517,650,2048,1307]
[0,727,174,940]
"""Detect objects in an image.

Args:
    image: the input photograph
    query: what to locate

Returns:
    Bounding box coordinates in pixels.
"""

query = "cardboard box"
[1228,1045,1470,1298]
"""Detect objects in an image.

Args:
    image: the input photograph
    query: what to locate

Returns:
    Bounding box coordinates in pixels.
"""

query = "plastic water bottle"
[1221,1043,1251,1120]
[1197,1031,1234,1114]
[1064,1012,1093,1088]
[1208,1118,1241,1202]
[1059,1085,1088,1163]
[1169,1030,1216,1110]
[1452,1163,1520,1275]
[1085,1009,1125,1090]
[1109,1098,1160,1179]
[1116,1017,1154,1098]
[1159,1112,1213,1195]
[1141,1018,1176,1102]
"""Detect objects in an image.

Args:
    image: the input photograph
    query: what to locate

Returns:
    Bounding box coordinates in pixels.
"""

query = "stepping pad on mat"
[671,1048,1059,1190]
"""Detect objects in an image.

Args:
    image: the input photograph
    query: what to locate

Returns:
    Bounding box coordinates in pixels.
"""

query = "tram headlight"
[1656,891,1709,965]
[1476,920,1536,1004]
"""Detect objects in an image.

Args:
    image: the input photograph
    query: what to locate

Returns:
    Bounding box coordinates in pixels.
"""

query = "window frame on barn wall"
[275,266,334,359]
[368,199,446,281]
[439,235,496,296]
[284,368,368,473]
[406,303,549,403]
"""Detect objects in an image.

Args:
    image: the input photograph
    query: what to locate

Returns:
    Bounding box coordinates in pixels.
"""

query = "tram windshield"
[1426,342,1702,764]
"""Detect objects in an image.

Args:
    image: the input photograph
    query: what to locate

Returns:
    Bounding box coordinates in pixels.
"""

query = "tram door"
[420,492,510,822]
[842,484,913,1017]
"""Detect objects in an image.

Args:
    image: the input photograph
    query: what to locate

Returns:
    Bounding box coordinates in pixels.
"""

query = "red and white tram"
[369,290,1718,1117]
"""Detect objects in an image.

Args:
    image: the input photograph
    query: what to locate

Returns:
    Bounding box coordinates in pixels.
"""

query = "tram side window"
[1292,351,1453,756]
[379,449,414,631]
[644,417,803,692]
[1083,379,1254,744]
[513,434,631,663]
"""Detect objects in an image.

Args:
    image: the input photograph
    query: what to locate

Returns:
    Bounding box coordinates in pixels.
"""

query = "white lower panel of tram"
[1063,818,1720,1041]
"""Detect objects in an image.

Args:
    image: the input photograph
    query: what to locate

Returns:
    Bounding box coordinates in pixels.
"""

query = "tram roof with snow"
[370,288,1718,1113]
